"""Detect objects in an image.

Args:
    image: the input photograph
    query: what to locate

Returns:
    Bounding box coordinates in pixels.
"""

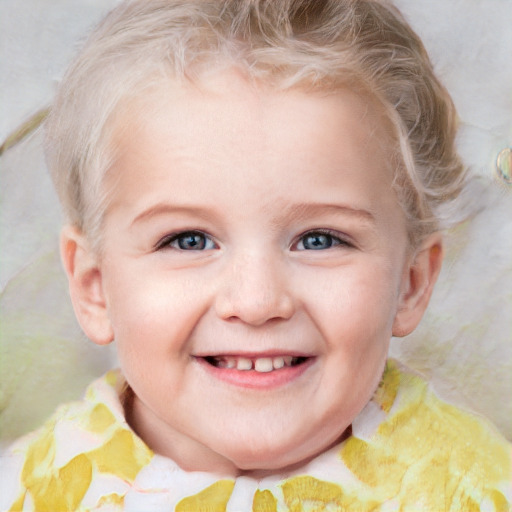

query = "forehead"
[113,67,394,138]
[111,70,396,161]
[105,70,402,227]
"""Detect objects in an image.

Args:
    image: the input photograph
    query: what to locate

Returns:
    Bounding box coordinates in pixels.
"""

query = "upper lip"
[193,350,314,358]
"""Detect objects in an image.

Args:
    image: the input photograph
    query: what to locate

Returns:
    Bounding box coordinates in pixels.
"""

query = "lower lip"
[196,357,315,389]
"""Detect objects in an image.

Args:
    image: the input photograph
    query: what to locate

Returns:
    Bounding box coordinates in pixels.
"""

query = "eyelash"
[155,229,352,252]
[155,230,217,251]
[292,229,353,251]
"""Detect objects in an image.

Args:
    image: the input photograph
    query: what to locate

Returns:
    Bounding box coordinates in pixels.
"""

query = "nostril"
[215,294,295,326]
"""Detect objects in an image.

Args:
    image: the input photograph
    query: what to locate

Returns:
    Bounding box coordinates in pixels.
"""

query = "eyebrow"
[274,202,376,226]
[130,203,218,227]
[130,201,376,228]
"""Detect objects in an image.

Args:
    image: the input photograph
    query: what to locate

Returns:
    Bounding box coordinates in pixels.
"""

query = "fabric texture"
[1,360,510,512]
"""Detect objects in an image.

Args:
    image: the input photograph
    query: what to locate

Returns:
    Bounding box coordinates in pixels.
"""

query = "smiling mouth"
[202,355,309,373]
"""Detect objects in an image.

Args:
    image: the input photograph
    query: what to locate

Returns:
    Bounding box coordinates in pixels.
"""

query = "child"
[1,0,510,510]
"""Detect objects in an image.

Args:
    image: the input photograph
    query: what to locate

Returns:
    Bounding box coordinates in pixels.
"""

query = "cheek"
[103,265,220,371]
[307,262,401,342]
[103,269,188,346]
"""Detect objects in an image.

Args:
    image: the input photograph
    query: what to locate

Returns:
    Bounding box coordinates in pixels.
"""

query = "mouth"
[195,353,314,388]
[202,355,309,372]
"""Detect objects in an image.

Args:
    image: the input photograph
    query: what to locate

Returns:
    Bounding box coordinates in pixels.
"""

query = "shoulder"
[0,370,153,511]
[340,359,512,510]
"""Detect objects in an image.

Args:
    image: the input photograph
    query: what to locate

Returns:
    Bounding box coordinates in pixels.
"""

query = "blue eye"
[295,231,347,250]
[156,231,216,251]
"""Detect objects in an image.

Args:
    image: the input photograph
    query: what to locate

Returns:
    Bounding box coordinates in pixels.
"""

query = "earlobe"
[392,233,444,337]
[60,226,114,345]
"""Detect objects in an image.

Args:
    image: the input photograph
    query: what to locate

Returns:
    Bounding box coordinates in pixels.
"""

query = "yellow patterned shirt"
[1,360,511,511]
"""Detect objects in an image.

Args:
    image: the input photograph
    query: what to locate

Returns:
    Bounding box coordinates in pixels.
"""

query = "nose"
[214,251,295,326]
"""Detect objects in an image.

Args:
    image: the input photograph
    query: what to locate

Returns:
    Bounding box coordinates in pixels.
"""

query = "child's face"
[67,71,439,474]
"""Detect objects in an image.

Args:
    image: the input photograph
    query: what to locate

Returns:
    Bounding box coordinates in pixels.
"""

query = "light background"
[1,0,511,447]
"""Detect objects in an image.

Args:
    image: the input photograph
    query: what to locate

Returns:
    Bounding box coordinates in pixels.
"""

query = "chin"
[218,432,324,474]
[239,424,353,474]
[232,453,298,473]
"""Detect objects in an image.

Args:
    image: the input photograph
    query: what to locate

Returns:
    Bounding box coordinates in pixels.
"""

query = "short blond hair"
[45,0,465,249]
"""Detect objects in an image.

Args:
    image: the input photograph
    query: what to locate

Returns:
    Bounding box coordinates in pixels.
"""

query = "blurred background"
[1,0,511,448]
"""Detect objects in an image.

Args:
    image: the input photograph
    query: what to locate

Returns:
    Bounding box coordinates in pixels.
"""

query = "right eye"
[156,231,217,251]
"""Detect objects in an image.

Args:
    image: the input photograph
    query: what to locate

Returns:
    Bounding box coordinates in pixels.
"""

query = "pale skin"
[61,70,443,477]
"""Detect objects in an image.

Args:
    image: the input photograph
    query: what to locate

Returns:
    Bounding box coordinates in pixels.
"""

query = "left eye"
[156,231,216,251]
[294,231,348,251]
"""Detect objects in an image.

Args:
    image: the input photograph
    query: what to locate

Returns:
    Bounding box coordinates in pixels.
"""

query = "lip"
[194,354,316,389]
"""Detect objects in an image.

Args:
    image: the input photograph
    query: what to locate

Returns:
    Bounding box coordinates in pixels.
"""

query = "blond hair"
[45,0,465,249]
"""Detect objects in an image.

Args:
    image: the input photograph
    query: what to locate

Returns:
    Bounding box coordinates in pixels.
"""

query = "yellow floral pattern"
[2,361,510,511]
[176,480,235,512]
[5,371,152,511]
[340,363,511,510]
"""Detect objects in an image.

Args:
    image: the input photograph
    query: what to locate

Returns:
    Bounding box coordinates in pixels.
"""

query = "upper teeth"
[254,358,273,372]
[237,357,253,370]
[212,355,301,372]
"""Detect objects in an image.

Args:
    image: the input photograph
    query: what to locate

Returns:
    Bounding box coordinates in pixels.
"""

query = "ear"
[392,233,444,337]
[60,226,114,345]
